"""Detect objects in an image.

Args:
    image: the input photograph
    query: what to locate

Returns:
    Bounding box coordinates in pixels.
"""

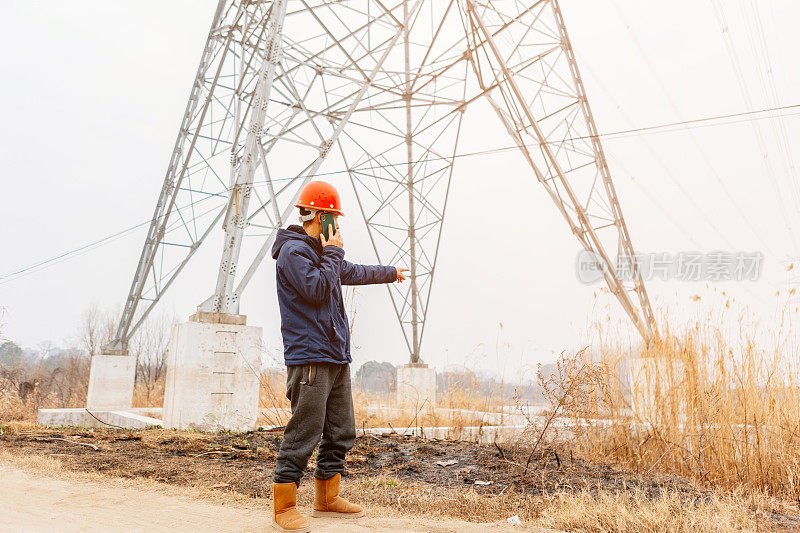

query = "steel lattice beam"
[463,0,656,341]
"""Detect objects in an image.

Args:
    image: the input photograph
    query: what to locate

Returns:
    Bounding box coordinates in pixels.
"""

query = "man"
[270,181,407,533]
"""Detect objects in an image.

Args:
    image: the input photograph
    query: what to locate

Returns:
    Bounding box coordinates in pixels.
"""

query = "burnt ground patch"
[1,426,701,502]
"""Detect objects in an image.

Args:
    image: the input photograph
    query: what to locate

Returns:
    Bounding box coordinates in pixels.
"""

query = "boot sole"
[271,519,311,532]
[309,510,366,519]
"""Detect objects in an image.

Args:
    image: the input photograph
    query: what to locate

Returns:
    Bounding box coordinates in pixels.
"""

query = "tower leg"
[163,313,262,432]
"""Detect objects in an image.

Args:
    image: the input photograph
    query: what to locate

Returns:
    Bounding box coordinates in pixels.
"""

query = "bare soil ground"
[2,425,800,531]
[0,462,541,532]
[0,426,698,499]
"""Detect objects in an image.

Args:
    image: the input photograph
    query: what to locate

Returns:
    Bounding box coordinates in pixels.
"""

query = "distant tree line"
[0,306,176,415]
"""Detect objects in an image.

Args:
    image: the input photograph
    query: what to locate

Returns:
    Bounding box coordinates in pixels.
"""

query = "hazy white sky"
[2,0,800,379]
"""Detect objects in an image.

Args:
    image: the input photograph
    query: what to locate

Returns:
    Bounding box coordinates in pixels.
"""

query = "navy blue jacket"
[271,225,397,366]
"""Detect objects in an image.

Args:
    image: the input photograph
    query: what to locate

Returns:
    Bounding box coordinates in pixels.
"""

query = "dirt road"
[0,463,543,533]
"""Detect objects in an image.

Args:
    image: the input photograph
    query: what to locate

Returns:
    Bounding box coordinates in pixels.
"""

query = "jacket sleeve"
[278,243,345,304]
[340,260,397,285]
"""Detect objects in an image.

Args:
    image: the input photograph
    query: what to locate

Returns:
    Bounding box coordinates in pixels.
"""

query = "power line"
[4,101,800,285]
[0,194,225,285]
[742,0,800,210]
[605,152,703,248]
[581,61,737,251]
[0,221,152,283]
[610,0,781,257]
[709,0,800,255]
[587,103,800,140]
[246,102,800,185]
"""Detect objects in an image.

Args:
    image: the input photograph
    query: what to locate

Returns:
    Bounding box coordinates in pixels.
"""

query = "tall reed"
[574,307,800,499]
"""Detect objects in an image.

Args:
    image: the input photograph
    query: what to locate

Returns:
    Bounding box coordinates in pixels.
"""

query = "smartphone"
[320,212,336,240]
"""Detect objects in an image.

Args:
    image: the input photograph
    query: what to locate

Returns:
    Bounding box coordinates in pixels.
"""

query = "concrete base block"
[396,364,436,409]
[86,354,136,409]
[37,408,163,429]
[163,317,262,432]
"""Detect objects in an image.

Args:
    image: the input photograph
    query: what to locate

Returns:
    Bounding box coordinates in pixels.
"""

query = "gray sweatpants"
[273,362,356,484]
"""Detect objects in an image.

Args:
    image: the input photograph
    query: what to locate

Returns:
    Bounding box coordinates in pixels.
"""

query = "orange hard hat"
[295,181,344,215]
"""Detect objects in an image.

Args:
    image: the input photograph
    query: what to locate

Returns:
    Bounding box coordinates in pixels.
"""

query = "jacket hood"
[272,225,321,259]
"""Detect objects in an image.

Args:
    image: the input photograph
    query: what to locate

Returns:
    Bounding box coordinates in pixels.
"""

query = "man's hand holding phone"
[321,228,344,249]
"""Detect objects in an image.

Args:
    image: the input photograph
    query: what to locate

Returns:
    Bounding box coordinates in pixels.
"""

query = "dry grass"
[0,391,30,423]
[6,301,800,528]
[350,473,800,531]
[256,364,509,430]
[360,478,788,531]
[2,365,504,432]
[351,390,504,430]
[2,444,794,532]
[132,377,165,408]
[352,367,510,431]
[1,377,166,422]
[8,314,800,504]
[536,488,790,532]
[556,308,800,502]
[0,354,89,423]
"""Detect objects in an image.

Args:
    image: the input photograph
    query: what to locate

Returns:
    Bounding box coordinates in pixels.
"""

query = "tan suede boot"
[310,473,365,518]
[272,482,311,532]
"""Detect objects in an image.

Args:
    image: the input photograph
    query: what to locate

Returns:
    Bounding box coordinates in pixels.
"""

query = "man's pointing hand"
[394,267,409,283]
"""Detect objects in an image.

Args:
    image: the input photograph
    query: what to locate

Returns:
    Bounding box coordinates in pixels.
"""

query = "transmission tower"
[104,0,657,362]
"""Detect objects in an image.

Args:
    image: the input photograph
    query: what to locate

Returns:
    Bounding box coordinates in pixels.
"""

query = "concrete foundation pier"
[396,363,436,409]
[163,312,262,432]
[86,351,136,410]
